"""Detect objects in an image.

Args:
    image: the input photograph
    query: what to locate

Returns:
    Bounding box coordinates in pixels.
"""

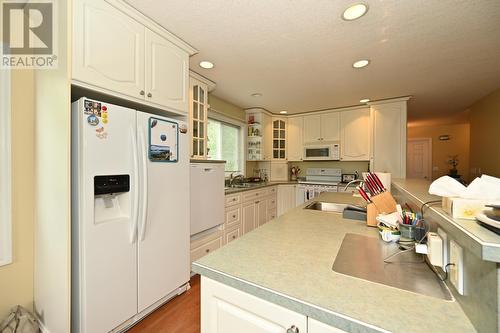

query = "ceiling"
[126,0,500,121]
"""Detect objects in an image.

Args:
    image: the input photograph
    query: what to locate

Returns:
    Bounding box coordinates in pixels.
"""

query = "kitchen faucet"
[229,173,245,186]
[342,179,365,192]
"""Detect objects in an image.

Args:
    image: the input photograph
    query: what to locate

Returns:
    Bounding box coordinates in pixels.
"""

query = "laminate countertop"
[192,191,475,333]
[224,181,298,194]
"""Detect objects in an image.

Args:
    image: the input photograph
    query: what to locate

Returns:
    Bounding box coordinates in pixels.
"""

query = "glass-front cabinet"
[272,118,287,160]
[189,72,215,159]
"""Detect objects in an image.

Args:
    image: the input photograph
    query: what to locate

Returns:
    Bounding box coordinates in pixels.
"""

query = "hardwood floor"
[128,275,200,333]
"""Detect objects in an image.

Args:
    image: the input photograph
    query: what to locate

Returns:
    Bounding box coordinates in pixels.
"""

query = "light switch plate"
[449,240,464,295]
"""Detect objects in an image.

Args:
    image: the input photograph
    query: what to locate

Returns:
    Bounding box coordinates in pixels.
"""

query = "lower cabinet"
[190,230,224,263]
[192,186,278,265]
[201,276,307,333]
[277,185,296,216]
[242,201,257,234]
[201,276,349,333]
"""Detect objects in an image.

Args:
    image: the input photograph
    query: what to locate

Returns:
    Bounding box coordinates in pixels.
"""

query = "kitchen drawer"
[225,193,241,207]
[267,186,277,195]
[224,226,241,244]
[268,208,277,221]
[242,189,267,202]
[191,237,223,263]
[267,196,277,209]
[225,207,241,227]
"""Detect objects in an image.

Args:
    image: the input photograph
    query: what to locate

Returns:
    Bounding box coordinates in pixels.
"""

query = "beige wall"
[469,88,500,178]
[408,123,470,181]
[33,1,72,332]
[0,70,35,319]
[208,94,246,122]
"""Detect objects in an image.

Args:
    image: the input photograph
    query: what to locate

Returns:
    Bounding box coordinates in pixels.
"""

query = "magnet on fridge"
[96,127,104,133]
[87,115,99,126]
[151,119,158,128]
[102,119,108,124]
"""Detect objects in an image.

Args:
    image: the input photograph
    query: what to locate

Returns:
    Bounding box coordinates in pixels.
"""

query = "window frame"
[0,67,12,266]
[207,108,246,176]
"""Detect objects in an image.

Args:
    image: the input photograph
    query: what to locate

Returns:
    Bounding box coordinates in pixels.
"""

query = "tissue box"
[442,197,488,220]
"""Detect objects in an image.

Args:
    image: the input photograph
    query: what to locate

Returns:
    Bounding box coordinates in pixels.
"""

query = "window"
[0,68,12,266]
[207,118,243,173]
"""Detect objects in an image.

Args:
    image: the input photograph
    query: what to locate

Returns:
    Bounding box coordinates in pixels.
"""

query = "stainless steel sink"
[332,233,453,300]
[304,201,366,213]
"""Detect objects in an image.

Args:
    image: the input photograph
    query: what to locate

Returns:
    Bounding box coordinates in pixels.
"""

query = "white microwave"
[303,143,340,160]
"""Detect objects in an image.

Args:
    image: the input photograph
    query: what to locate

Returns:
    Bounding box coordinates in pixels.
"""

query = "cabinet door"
[202,276,307,333]
[145,29,189,113]
[309,318,349,333]
[303,114,321,143]
[241,201,256,234]
[190,78,208,158]
[256,200,268,227]
[371,101,407,178]
[340,108,371,161]
[73,0,145,99]
[287,117,303,161]
[277,185,296,216]
[272,118,287,160]
[321,112,340,142]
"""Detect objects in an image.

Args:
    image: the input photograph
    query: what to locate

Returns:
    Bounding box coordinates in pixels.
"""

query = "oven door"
[304,146,331,160]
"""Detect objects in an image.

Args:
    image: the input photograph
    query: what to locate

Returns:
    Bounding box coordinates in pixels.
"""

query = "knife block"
[370,191,398,214]
[366,203,379,227]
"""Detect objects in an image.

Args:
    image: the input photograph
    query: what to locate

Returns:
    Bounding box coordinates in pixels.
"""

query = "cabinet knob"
[232,198,236,201]
[205,249,210,253]
[147,92,153,98]
[232,215,236,218]
[286,325,299,333]
[255,201,260,204]
[232,235,236,239]
[140,90,145,95]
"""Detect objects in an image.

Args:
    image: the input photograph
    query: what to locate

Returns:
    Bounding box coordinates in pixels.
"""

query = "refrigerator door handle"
[130,126,139,243]
[139,128,149,241]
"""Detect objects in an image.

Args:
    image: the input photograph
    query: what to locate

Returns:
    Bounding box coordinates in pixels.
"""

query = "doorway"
[407,138,432,180]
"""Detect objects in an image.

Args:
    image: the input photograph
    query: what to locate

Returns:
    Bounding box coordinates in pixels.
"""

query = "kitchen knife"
[365,174,379,195]
[357,186,371,203]
[371,172,386,192]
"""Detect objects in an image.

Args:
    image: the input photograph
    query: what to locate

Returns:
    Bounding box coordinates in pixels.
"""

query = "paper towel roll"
[375,172,391,192]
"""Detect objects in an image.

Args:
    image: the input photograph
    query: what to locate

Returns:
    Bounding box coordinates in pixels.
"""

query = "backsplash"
[245,160,370,180]
[288,161,370,179]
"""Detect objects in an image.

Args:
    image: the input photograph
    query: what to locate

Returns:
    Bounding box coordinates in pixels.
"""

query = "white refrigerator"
[72,98,190,333]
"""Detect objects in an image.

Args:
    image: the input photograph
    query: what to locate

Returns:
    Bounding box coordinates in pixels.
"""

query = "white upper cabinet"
[73,0,145,99]
[145,29,188,112]
[370,99,408,178]
[73,0,195,114]
[272,118,287,160]
[287,116,303,161]
[321,112,340,142]
[303,114,321,143]
[340,108,371,161]
[303,112,340,144]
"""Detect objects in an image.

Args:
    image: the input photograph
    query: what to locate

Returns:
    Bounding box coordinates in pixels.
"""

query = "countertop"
[192,191,475,333]
[224,181,298,194]
[392,179,500,262]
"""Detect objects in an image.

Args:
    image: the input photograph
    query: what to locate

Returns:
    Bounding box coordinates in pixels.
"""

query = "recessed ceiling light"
[199,61,214,69]
[360,98,370,103]
[342,3,368,21]
[251,93,262,97]
[279,111,288,114]
[352,59,370,68]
